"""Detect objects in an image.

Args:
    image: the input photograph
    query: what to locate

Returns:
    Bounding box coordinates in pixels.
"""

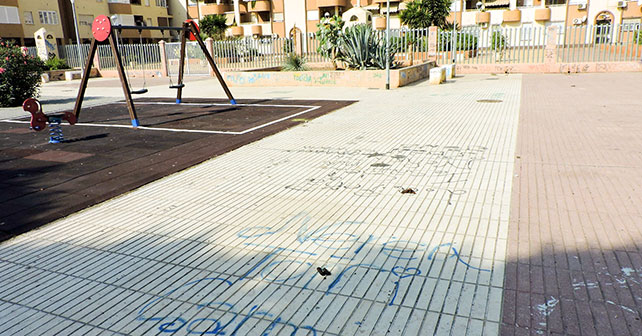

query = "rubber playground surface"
[0,98,354,240]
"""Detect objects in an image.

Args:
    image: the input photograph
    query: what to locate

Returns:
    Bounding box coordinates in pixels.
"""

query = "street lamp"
[451,0,458,64]
[385,0,390,90]
[70,0,84,72]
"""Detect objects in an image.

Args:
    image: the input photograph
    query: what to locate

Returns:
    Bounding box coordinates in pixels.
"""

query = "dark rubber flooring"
[0,98,354,241]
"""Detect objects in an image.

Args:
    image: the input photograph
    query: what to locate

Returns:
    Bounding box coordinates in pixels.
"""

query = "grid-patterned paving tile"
[0,76,521,335]
[503,73,642,335]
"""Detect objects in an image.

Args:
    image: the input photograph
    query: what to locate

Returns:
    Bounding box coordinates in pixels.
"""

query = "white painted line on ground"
[0,105,320,135]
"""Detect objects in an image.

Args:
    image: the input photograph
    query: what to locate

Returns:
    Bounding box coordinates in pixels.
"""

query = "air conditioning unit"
[577,3,587,9]
[617,0,627,8]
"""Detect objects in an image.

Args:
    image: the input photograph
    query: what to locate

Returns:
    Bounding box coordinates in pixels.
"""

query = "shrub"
[0,39,47,107]
[490,31,507,51]
[45,56,69,70]
[437,32,478,51]
[315,15,345,69]
[282,53,307,71]
[635,30,642,45]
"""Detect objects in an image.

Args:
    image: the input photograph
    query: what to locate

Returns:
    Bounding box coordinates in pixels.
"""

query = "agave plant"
[373,38,399,70]
[338,24,373,69]
[338,24,399,70]
[282,53,307,71]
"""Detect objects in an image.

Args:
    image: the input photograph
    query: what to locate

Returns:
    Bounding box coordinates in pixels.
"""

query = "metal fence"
[559,24,642,62]
[435,24,642,65]
[25,24,642,74]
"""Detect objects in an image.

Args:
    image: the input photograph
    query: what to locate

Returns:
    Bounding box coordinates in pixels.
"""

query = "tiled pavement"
[0,75,520,335]
[502,73,642,336]
[1,73,641,335]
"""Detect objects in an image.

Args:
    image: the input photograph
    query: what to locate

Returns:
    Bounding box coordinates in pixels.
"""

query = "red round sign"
[92,15,112,42]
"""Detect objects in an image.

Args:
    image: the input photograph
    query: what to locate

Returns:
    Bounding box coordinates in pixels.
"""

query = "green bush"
[315,15,345,68]
[438,32,478,51]
[490,31,507,51]
[635,30,642,45]
[0,39,47,107]
[282,53,307,71]
[45,56,69,70]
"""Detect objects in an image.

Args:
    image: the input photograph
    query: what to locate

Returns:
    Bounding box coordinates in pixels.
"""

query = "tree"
[399,0,452,29]
[200,14,228,40]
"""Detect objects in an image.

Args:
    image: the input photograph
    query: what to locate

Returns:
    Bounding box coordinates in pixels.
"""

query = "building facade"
[0,0,174,45]
[1,0,640,46]
[184,0,642,39]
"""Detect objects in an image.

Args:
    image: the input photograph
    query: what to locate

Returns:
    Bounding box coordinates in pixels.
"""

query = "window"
[38,11,59,25]
[273,12,284,22]
[156,0,168,7]
[108,0,130,3]
[517,0,533,6]
[146,18,152,26]
[78,15,94,26]
[131,0,142,5]
[145,0,150,6]
[0,6,20,24]
[134,15,144,26]
[622,19,640,32]
[24,11,33,24]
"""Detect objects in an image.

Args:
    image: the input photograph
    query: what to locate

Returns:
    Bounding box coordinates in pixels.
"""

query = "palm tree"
[400,0,452,29]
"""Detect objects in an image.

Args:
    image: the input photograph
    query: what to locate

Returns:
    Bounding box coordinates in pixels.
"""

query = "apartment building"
[184,0,641,39]
[0,0,65,45]
[0,0,175,45]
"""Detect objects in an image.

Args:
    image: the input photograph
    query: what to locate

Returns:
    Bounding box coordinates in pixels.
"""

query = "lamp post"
[385,0,390,90]
[451,0,457,64]
[70,0,84,72]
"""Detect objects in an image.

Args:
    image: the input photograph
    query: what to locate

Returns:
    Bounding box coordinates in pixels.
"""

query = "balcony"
[318,0,350,7]
[248,0,270,12]
[374,16,386,30]
[476,11,490,24]
[109,3,133,14]
[534,8,551,21]
[502,9,521,23]
[201,3,232,15]
[230,25,244,36]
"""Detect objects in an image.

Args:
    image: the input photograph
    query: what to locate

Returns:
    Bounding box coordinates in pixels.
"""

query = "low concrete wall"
[456,61,642,74]
[222,61,436,89]
[45,68,100,81]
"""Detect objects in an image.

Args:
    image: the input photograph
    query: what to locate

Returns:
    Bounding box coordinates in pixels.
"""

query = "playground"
[0,97,352,238]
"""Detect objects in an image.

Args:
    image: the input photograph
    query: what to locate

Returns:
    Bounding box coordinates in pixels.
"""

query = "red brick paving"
[503,73,642,335]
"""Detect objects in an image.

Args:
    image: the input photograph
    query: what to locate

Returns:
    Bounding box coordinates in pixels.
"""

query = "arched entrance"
[594,11,614,43]
[288,26,303,55]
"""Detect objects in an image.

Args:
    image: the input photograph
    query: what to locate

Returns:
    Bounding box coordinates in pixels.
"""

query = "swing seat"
[169,84,185,89]
[130,89,148,95]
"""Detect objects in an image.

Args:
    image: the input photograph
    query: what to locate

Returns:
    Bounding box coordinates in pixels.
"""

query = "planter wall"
[223,62,437,89]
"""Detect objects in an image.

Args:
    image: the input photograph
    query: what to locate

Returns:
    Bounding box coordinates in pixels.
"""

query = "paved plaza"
[0,73,640,335]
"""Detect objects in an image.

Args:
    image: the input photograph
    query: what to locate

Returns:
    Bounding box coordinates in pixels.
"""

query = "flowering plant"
[0,39,47,107]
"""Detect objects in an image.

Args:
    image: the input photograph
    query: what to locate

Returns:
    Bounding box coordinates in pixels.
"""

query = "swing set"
[73,15,236,128]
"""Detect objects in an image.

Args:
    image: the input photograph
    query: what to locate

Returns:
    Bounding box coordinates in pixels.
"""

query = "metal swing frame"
[73,15,236,127]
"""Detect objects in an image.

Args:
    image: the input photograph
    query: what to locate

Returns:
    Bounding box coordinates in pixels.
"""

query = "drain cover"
[477,99,503,103]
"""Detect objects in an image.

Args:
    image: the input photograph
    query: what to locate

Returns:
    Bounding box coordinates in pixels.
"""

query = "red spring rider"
[23,98,77,144]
